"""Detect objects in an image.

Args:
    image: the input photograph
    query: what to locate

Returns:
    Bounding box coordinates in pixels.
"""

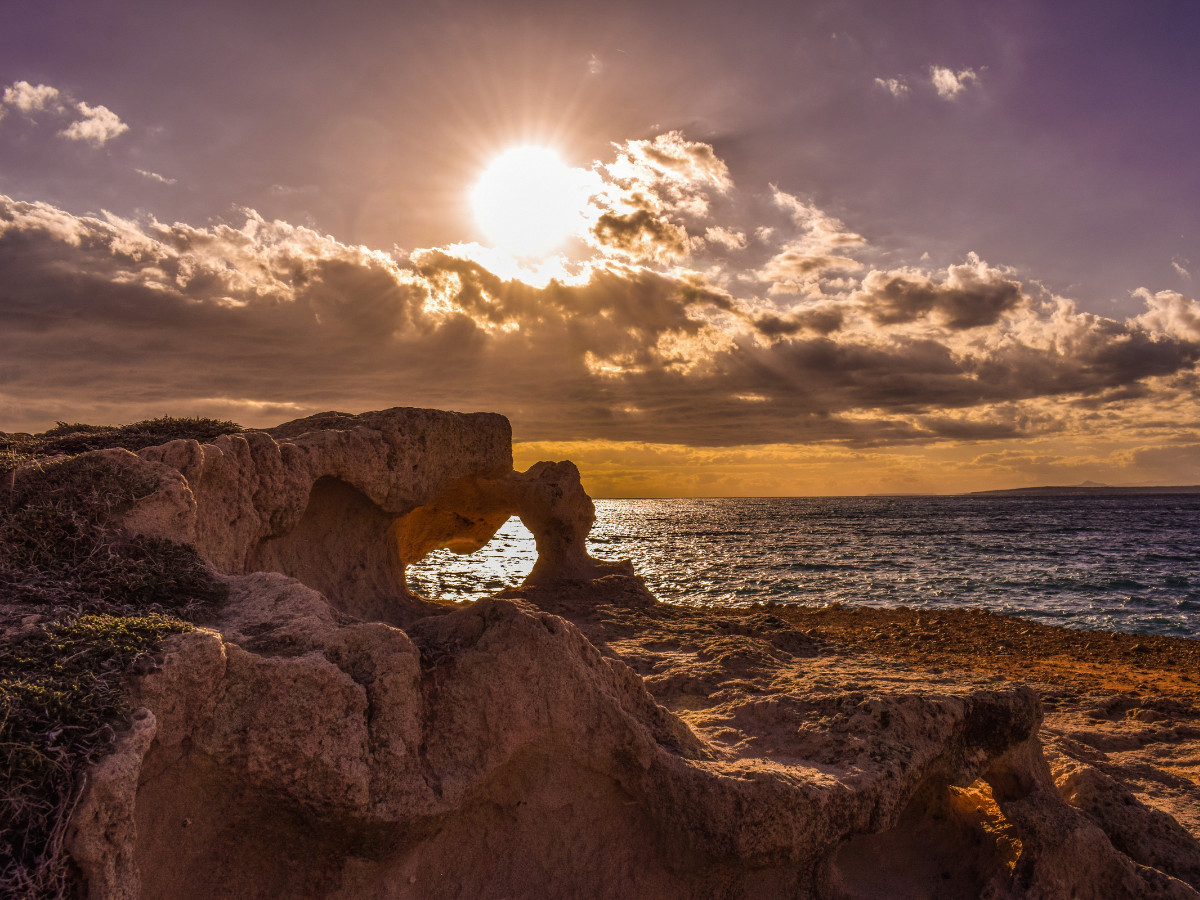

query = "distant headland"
[969,483,1200,497]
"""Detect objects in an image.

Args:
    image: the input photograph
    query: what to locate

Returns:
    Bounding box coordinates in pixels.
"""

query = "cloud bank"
[1,135,1197,477]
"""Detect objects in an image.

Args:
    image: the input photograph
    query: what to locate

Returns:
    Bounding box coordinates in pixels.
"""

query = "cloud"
[136,169,177,185]
[270,183,319,196]
[60,101,129,146]
[590,209,689,262]
[1130,289,1200,341]
[753,306,844,336]
[754,189,867,292]
[1,81,129,147]
[606,131,732,196]
[704,226,747,250]
[858,253,1025,329]
[599,131,732,220]
[1,134,1198,452]
[1173,258,1192,280]
[3,81,61,114]
[929,66,980,99]
[874,77,909,97]
[1126,441,1200,477]
[770,188,866,255]
[577,131,736,264]
[760,245,862,278]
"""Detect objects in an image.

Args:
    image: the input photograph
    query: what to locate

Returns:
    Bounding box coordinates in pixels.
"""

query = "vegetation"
[0,454,225,617]
[1,615,193,898]
[1,415,242,473]
[0,418,237,898]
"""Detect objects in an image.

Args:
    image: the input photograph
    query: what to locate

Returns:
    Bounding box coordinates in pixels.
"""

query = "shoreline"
[759,604,1200,701]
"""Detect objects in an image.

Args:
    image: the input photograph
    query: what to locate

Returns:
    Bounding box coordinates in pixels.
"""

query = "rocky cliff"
[18,407,1200,898]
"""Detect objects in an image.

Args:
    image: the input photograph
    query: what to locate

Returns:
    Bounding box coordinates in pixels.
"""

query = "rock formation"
[122,408,620,626]
[51,407,1200,899]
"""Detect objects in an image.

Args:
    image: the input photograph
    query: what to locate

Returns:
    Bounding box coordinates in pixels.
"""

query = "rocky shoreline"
[748,604,1200,840]
[4,407,1199,899]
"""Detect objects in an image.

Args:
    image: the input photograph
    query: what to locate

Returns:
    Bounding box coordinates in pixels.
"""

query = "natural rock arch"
[124,408,620,625]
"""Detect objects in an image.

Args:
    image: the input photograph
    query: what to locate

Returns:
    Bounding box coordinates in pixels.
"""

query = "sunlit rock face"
[57,408,1200,900]
[127,407,617,625]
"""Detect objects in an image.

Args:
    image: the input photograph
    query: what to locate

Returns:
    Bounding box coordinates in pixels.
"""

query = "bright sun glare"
[471,146,595,259]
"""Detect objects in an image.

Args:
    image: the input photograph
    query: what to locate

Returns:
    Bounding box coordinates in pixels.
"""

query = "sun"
[470,146,596,259]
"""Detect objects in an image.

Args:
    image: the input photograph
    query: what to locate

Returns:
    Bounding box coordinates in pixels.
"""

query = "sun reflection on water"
[404,515,538,602]
[400,497,1200,638]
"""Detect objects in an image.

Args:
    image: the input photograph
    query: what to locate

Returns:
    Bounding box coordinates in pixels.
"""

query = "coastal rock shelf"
[28,408,1200,898]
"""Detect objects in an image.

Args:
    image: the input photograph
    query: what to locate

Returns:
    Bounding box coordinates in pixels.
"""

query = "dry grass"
[0,455,225,618]
[1,615,193,898]
[1,415,241,473]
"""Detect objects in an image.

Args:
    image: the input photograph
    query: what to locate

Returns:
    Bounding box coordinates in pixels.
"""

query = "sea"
[404,494,1200,640]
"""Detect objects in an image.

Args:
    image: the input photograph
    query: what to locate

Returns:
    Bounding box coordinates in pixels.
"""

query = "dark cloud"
[913,415,1041,441]
[860,262,1025,329]
[754,307,844,336]
[2,193,1199,451]
[590,209,689,261]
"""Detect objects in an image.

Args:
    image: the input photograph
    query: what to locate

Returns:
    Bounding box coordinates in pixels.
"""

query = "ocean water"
[404,495,1200,639]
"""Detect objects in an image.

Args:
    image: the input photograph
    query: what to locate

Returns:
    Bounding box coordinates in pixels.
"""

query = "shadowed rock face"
[57,408,1200,900]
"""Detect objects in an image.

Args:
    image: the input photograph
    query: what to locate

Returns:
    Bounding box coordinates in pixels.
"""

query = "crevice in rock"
[830,777,1022,899]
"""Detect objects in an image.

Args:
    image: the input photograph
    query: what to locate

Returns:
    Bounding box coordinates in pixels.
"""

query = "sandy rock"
[1055,758,1200,889]
[128,407,610,624]
[74,570,1188,900]
[64,709,157,900]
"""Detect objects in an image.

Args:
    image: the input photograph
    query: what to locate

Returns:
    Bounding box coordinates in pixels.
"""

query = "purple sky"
[2,0,1199,494]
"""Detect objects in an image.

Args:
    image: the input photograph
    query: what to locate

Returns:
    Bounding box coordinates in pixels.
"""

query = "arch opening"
[404,515,539,603]
[244,464,601,624]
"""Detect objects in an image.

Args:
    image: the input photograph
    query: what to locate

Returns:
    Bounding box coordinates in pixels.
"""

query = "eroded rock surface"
[119,407,620,625]
[55,407,1200,899]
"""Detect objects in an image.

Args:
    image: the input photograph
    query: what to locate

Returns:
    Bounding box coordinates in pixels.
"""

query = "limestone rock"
[65,710,157,900]
[1055,758,1200,890]
[127,407,617,624]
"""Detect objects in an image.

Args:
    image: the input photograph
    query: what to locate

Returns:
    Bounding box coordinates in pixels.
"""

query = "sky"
[2,0,1199,496]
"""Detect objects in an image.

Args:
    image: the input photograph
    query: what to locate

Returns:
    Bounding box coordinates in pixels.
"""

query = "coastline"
[764,604,1200,701]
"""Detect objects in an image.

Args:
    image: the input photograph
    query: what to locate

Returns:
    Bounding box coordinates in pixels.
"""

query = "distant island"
[969,484,1200,497]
